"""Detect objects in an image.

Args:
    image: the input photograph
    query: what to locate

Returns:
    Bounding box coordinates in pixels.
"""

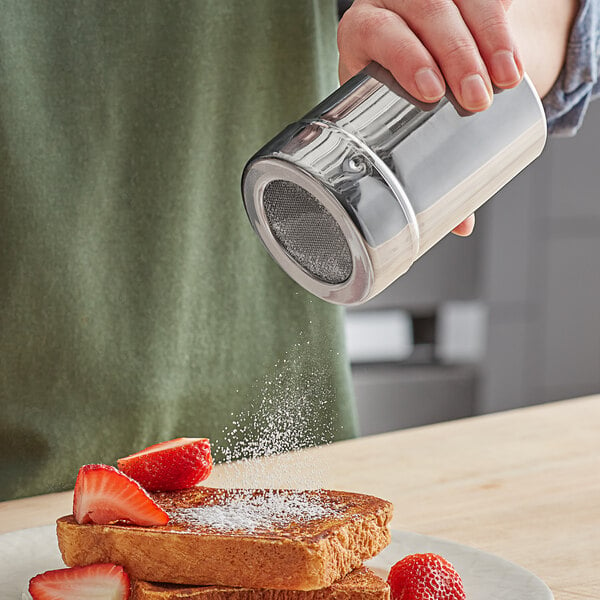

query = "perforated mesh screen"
[262,180,353,285]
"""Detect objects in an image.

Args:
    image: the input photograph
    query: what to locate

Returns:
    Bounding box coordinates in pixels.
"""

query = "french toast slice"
[57,487,393,591]
[131,567,390,600]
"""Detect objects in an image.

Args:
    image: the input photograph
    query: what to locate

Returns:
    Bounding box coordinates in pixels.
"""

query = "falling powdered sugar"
[212,337,339,490]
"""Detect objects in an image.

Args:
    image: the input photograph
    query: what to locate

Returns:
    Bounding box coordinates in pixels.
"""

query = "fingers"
[397,0,493,111]
[454,0,523,89]
[338,0,523,113]
[452,214,475,236]
[338,7,446,102]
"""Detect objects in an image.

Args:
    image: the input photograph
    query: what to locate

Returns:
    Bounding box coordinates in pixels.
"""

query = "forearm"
[508,0,580,98]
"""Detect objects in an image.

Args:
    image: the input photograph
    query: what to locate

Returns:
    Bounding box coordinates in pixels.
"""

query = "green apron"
[0,0,357,501]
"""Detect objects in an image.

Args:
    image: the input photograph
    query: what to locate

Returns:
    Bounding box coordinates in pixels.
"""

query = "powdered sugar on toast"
[163,488,347,534]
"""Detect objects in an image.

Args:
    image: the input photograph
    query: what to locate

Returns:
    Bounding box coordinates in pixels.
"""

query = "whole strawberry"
[387,553,466,600]
[117,437,213,492]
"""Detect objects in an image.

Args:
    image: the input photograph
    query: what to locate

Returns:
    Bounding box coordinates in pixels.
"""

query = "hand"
[338,0,524,236]
[338,0,523,110]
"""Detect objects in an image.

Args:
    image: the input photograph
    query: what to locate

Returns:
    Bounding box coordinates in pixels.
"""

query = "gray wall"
[348,100,600,435]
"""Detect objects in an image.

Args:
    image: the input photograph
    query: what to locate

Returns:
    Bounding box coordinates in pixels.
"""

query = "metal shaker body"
[242,63,547,306]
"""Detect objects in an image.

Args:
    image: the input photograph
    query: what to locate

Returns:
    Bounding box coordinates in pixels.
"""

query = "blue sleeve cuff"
[543,0,600,137]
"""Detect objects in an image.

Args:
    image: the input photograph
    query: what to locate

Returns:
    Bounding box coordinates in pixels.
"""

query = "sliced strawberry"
[73,464,169,526]
[387,553,466,600]
[29,563,130,600]
[117,437,213,492]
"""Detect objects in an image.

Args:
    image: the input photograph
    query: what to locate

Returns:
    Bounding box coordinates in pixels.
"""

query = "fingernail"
[415,68,445,102]
[460,74,491,111]
[490,50,521,87]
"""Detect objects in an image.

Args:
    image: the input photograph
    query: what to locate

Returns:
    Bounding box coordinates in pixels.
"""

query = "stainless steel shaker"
[242,63,547,305]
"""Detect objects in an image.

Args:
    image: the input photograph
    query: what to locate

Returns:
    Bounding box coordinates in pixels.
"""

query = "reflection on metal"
[242,64,547,305]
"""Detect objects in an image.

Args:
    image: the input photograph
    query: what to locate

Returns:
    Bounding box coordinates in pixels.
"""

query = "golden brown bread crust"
[56,488,393,591]
[131,567,390,600]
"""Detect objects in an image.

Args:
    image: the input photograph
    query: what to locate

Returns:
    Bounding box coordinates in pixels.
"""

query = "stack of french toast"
[57,485,393,599]
[30,438,394,599]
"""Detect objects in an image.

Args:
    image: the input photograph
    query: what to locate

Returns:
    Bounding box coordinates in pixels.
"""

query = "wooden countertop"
[1,396,598,600]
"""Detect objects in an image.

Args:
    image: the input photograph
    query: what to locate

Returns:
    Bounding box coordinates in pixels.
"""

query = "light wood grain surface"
[1,396,598,600]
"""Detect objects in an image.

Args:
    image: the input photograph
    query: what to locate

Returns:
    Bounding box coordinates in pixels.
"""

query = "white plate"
[366,530,553,600]
[0,526,553,600]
